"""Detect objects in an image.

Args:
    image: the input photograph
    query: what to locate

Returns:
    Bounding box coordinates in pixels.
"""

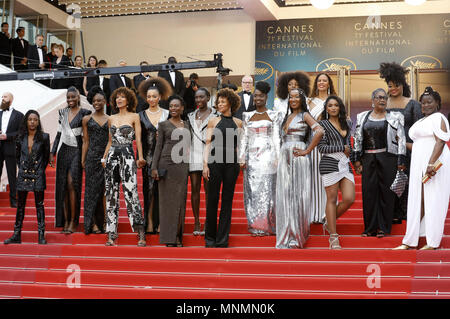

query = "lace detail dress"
[83,117,109,234]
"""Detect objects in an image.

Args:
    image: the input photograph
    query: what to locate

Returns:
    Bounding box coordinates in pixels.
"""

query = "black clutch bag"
[157,168,167,179]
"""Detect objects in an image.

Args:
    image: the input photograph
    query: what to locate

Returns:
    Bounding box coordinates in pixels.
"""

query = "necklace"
[254,109,267,115]
[196,109,210,120]
[148,107,161,114]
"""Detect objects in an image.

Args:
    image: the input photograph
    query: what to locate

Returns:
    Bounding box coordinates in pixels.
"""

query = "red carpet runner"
[0,166,449,299]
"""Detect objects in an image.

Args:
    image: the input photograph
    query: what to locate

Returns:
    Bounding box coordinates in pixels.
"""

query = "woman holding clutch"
[151,95,190,247]
[394,87,450,250]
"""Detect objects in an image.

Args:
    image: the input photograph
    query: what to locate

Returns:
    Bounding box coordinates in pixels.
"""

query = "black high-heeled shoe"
[376,230,385,238]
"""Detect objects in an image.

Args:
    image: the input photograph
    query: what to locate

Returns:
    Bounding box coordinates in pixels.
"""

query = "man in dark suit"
[133,61,152,90]
[0,92,24,207]
[109,59,133,94]
[233,75,255,120]
[11,27,28,71]
[158,56,185,96]
[27,34,50,71]
[0,22,12,68]
[27,34,51,86]
[133,61,152,113]
[97,60,112,114]
[66,47,74,66]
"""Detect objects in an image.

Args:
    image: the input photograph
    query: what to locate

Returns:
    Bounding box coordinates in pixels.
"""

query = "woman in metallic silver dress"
[275,88,324,249]
[239,81,283,236]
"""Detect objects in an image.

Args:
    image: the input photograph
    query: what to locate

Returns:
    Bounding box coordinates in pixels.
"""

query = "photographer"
[183,73,199,115]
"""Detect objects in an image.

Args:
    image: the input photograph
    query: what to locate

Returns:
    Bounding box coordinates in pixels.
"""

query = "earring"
[327,88,330,95]
[326,112,329,119]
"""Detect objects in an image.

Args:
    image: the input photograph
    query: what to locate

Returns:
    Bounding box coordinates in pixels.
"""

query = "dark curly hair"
[310,73,337,98]
[419,86,441,110]
[216,88,241,113]
[379,62,411,98]
[87,85,106,105]
[138,77,173,100]
[321,95,350,132]
[110,87,137,113]
[276,71,310,100]
[18,110,44,142]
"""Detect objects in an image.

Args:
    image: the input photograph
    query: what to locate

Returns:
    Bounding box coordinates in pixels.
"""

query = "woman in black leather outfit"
[4,110,51,245]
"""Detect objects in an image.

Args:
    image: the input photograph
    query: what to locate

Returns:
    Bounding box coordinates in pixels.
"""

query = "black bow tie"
[3,108,10,112]
[243,91,251,95]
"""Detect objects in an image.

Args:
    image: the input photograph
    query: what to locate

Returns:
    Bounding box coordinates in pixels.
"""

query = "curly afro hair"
[379,62,411,98]
[216,88,241,114]
[87,85,106,105]
[138,76,173,101]
[276,71,310,100]
[110,87,138,113]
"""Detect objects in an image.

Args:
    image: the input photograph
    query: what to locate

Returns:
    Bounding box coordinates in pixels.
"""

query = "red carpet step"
[0,166,448,299]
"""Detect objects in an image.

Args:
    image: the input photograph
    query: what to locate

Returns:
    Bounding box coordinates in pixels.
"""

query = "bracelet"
[101,158,106,163]
[427,164,434,167]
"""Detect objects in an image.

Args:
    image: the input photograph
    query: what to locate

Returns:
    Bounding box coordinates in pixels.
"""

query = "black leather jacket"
[15,133,50,191]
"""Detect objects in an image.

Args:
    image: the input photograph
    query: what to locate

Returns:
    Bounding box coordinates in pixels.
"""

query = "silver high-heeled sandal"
[329,233,341,250]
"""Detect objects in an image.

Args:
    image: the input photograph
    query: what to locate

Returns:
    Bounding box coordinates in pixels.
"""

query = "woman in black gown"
[81,86,109,234]
[83,55,99,96]
[50,86,91,233]
[138,77,172,233]
[379,62,423,223]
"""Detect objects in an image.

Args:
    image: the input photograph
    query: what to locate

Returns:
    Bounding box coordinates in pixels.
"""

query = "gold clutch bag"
[422,160,443,184]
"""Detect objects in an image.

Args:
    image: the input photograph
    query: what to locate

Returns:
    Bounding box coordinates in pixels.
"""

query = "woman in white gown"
[307,73,337,223]
[394,87,450,250]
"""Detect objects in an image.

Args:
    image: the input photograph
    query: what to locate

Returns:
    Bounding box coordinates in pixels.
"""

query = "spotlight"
[310,0,335,10]
[405,0,426,5]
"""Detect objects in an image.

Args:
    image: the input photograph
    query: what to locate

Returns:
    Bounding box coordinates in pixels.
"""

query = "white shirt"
[169,71,176,87]
[243,93,250,110]
[37,47,44,64]
[1,107,13,134]
[120,75,126,87]
[99,75,104,89]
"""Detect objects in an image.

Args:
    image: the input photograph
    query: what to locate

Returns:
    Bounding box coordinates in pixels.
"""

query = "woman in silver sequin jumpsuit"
[239,81,283,236]
[275,88,324,249]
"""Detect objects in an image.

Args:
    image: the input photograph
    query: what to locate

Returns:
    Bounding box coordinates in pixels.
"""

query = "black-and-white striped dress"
[317,120,354,187]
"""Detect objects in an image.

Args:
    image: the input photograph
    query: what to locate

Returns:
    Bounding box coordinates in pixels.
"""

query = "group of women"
[3,62,449,251]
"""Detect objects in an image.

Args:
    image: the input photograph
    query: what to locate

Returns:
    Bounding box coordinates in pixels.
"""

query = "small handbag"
[422,160,443,184]
[157,168,167,179]
[390,170,408,197]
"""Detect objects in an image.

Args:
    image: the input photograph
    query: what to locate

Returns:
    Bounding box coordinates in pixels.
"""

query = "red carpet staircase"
[0,166,449,299]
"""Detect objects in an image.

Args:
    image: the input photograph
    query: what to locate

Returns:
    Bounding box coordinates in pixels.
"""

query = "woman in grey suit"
[151,95,190,247]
